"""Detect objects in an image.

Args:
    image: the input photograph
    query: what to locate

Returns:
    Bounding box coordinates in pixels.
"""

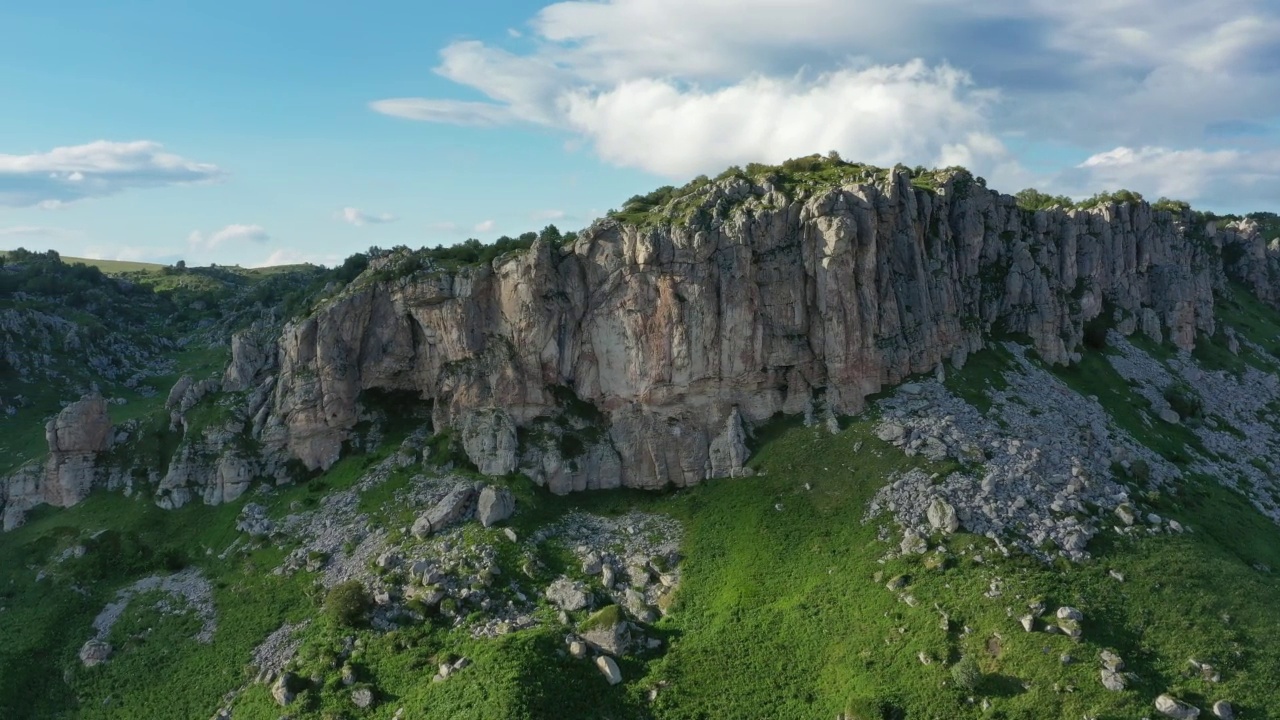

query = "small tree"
[324,580,370,628]
[538,224,563,245]
[951,655,982,692]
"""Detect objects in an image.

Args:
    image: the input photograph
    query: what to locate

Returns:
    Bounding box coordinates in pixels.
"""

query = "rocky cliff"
[249,167,1269,493]
[4,164,1277,524]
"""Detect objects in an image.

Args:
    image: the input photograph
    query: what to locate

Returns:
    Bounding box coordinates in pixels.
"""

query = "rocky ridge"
[4,165,1280,533]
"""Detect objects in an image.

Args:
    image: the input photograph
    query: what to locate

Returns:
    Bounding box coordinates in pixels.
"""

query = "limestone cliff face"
[2,168,1272,525]
[254,168,1252,492]
[2,394,114,529]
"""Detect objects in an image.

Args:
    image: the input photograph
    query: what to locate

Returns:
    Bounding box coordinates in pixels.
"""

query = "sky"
[1,0,1278,268]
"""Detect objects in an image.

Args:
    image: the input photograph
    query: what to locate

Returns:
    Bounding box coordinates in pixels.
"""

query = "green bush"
[1015,188,1074,212]
[1164,383,1203,420]
[324,580,370,628]
[950,655,982,692]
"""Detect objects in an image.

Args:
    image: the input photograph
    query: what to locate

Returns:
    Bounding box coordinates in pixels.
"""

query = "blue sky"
[2,0,1278,267]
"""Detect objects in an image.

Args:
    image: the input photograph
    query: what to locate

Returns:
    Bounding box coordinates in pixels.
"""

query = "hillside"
[2,158,1280,719]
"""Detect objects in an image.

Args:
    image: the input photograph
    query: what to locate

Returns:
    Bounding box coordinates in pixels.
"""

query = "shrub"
[324,580,370,628]
[1015,188,1073,212]
[1164,383,1203,420]
[950,656,981,692]
[843,696,885,720]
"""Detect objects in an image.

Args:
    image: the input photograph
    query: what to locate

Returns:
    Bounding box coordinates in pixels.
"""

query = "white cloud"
[0,140,223,207]
[337,207,397,226]
[369,98,516,126]
[1052,145,1280,209]
[560,63,1004,177]
[473,219,496,233]
[371,0,1280,206]
[252,248,342,268]
[188,224,270,251]
[531,209,566,221]
[0,225,80,241]
[80,245,182,264]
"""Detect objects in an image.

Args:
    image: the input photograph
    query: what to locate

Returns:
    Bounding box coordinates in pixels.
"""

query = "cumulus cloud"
[372,0,1280,206]
[0,140,223,208]
[560,63,1002,177]
[188,224,270,251]
[1053,146,1280,210]
[473,219,496,233]
[337,207,397,226]
[252,248,342,268]
[0,225,80,241]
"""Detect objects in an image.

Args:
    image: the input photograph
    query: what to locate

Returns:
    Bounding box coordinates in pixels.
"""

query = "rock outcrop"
[251,168,1263,492]
[43,395,113,507]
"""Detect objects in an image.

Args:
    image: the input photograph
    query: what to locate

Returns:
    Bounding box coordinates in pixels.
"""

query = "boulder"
[1056,607,1083,622]
[411,484,477,538]
[1212,700,1234,720]
[595,655,622,685]
[1155,694,1201,719]
[926,498,960,534]
[1100,650,1124,671]
[271,673,296,706]
[546,577,590,612]
[477,485,515,527]
[900,531,928,555]
[581,605,631,656]
[876,423,906,444]
[352,687,375,709]
[1100,668,1126,691]
[78,639,112,667]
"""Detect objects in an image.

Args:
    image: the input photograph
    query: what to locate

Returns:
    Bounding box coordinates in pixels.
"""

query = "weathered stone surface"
[1155,694,1201,719]
[222,329,276,393]
[43,395,113,508]
[476,485,515,527]
[1212,700,1234,720]
[351,687,375,709]
[460,409,518,477]
[546,577,591,612]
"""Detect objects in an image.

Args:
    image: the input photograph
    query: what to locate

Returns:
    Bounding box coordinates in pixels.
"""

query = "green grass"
[7,310,1280,718]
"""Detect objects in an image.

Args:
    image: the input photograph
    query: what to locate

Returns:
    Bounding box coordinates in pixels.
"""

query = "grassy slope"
[3,333,1280,717]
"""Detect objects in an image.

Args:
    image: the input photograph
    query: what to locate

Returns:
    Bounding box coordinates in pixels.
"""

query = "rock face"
[460,409,518,476]
[2,395,114,529]
[8,168,1280,525]
[43,395,113,507]
[252,169,1259,493]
